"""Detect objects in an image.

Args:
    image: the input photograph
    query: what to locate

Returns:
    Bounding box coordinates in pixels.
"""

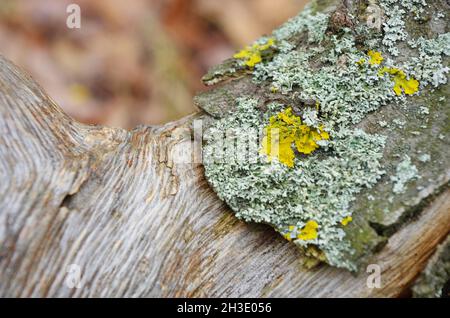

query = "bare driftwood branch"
[1,0,449,297]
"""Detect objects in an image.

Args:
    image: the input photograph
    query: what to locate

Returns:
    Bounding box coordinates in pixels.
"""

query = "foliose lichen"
[203,98,386,270]
[390,156,419,194]
[202,0,449,271]
[412,235,450,298]
[380,0,428,56]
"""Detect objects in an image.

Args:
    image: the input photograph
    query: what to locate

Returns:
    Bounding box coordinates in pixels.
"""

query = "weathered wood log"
[1,0,449,297]
[0,54,448,297]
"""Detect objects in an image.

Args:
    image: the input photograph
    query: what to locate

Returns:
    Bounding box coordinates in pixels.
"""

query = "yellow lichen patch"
[234,38,276,68]
[283,232,292,241]
[303,245,327,268]
[297,220,319,241]
[341,216,353,226]
[379,67,420,96]
[260,107,330,167]
[356,58,366,66]
[295,126,329,155]
[367,50,384,65]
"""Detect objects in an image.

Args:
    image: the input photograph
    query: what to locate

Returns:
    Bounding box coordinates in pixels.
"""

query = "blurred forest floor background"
[0,0,306,128]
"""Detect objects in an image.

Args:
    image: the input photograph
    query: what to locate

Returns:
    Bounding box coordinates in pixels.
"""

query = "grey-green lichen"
[390,156,419,194]
[418,153,431,162]
[272,7,329,43]
[407,33,450,87]
[203,98,385,270]
[380,0,428,56]
[202,0,450,271]
[412,234,450,298]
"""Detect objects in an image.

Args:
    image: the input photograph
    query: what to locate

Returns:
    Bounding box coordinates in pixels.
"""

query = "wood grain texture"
[0,55,449,297]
